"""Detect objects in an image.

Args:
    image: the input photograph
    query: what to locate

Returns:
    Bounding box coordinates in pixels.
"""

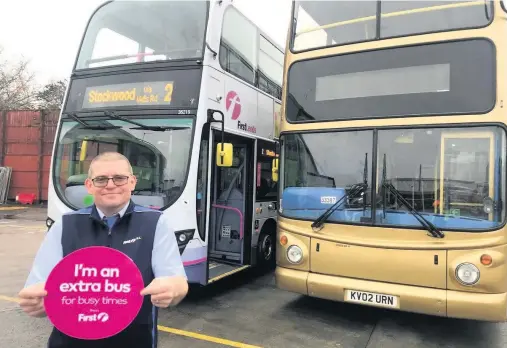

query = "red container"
[0,110,59,202]
[16,193,37,204]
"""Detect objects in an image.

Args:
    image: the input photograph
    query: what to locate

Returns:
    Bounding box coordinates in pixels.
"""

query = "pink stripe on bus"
[183,257,207,266]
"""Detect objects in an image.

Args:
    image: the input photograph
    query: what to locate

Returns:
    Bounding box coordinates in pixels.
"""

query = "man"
[18,152,188,347]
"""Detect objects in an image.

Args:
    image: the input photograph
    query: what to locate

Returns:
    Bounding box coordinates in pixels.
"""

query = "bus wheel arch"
[257,218,277,269]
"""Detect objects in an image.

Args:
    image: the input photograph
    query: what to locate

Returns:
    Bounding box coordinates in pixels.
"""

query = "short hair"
[88,152,133,178]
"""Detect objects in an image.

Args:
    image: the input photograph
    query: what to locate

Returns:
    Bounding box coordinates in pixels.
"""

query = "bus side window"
[256,151,278,201]
[196,139,209,241]
[220,7,257,85]
[219,6,283,100]
[258,35,283,99]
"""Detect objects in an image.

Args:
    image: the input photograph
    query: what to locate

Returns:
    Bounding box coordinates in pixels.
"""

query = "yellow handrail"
[295,0,485,37]
[80,140,88,162]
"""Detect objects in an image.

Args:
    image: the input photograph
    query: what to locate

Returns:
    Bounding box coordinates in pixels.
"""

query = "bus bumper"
[275,266,507,322]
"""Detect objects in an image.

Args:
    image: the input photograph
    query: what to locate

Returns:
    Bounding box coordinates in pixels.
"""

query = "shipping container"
[0,110,59,202]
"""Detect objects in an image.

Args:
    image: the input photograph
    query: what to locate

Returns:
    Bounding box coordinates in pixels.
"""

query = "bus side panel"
[182,244,209,285]
[205,0,280,141]
[174,63,220,286]
[221,73,259,136]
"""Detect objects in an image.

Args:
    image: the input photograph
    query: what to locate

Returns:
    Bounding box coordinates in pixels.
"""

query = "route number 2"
[164,83,173,103]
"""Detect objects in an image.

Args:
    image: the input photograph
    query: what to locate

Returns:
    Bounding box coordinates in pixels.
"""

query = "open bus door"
[206,130,254,284]
[204,110,254,284]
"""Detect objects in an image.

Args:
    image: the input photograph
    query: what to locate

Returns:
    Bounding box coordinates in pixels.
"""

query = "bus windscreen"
[76,1,208,69]
[53,117,194,210]
[292,0,493,52]
[281,126,506,232]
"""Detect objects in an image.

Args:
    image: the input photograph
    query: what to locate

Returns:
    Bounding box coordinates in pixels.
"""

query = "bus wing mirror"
[272,158,279,182]
[206,42,217,59]
[216,143,233,167]
[208,108,232,167]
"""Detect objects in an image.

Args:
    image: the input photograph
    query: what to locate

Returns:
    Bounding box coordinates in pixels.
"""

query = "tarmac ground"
[1,206,507,348]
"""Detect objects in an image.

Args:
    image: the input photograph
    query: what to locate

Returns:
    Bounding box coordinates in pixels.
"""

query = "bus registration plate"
[345,290,398,308]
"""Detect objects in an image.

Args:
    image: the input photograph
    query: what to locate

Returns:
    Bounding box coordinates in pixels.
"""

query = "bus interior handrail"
[212,204,244,240]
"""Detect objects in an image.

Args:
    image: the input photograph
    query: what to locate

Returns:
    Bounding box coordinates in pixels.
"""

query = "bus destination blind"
[82,81,174,108]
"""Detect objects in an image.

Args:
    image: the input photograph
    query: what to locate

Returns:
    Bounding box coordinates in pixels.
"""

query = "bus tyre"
[258,232,276,270]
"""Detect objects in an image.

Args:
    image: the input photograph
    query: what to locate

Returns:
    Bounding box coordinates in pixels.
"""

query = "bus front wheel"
[257,230,276,270]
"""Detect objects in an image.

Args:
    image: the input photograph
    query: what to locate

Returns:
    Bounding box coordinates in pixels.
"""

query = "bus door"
[209,131,253,265]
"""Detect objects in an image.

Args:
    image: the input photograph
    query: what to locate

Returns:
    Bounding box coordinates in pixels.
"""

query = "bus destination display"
[82,81,174,108]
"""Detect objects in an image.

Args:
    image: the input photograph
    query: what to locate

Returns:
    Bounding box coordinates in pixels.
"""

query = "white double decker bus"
[46,0,284,285]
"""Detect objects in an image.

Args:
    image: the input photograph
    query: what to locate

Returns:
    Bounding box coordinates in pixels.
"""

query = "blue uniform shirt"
[25,203,187,287]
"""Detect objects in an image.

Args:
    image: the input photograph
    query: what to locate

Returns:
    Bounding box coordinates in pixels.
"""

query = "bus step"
[208,261,249,284]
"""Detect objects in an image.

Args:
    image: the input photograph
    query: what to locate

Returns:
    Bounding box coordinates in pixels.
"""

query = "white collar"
[96,202,130,219]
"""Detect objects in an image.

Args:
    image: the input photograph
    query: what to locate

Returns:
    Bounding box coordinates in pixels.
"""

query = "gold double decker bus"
[275,0,507,321]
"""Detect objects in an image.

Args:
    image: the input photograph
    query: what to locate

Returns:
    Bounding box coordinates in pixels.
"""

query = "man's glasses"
[91,175,130,188]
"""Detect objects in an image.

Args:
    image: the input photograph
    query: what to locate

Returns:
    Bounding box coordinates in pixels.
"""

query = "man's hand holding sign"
[141,276,189,308]
[19,276,188,316]
[18,282,47,318]
[19,275,189,316]
[18,152,189,347]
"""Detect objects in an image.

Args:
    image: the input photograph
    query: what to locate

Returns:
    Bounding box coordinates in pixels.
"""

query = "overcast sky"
[0,0,293,88]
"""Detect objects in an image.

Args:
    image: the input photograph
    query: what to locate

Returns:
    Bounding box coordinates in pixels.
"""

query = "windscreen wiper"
[311,182,367,232]
[380,154,444,239]
[311,152,369,232]
[64,113,121,130]
[382,182,444,238]
[104,111,176,131]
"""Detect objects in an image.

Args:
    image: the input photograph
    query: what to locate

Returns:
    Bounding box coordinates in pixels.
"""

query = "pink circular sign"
[44,246,145,340]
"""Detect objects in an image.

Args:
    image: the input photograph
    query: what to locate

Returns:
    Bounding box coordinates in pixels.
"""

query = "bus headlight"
[46,217,54,228]
[287,245,303,264]
[455,262,480,285]
[175,229,195,255]
[175,229,194,245]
